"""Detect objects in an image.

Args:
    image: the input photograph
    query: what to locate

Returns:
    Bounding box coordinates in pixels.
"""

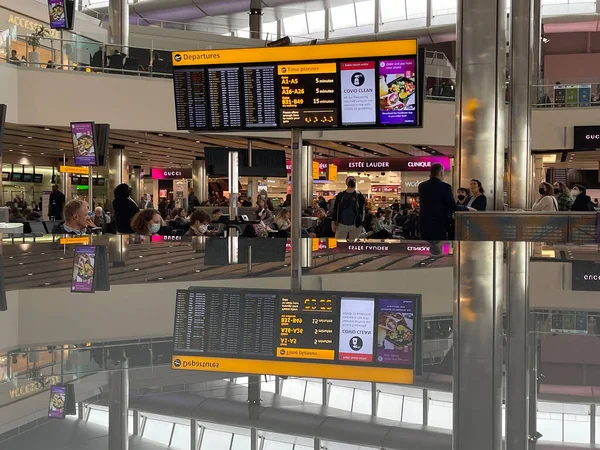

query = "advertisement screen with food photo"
[376,298,414,365]
[70,122,97,166]
[48,0,67,29]
[71,246,97,293]
[378,59,417,125]
[48,385,67,419]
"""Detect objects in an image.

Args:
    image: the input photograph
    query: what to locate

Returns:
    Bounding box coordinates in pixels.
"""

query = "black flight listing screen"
[171,288,421,384]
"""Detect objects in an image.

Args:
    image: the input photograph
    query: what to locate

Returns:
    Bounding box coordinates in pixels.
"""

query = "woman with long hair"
[131,209,165,235]
[553,182,573,211]
[532,182,558,211]
[466,179,487,211]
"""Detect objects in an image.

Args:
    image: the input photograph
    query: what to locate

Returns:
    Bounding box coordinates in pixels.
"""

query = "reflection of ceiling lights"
[542,154,556,163]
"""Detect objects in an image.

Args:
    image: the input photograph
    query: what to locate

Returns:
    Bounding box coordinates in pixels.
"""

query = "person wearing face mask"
[532,182,559,211]
[332,176,366,240]
[186,209,212,236]
[553,182,573,211]
[257,190,274,211]
[113,183,140,234]
[456,187,470,206]
[571,184,595,211]
[139,193,154,210]
[130,209,166,235]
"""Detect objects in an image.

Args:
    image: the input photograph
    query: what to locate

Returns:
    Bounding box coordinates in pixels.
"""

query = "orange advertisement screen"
[171,288,422,384]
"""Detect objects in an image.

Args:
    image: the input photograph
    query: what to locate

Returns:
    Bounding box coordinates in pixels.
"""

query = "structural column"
[108,359,129,450]
[291,130,303,292]
[108,0,129,52]
[301,145,313,210]
[192,158,208,204]
[249,0,263,40]
[130,166,142,206]
[107,145,129,209]
[454,0,506,446]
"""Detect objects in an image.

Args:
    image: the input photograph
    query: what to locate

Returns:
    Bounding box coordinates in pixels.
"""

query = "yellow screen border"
[172,39,418,66]
[171,355,414,385]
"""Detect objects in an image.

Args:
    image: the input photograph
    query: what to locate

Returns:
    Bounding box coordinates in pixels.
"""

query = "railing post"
[591,403,596,445]
[423,388,429,425]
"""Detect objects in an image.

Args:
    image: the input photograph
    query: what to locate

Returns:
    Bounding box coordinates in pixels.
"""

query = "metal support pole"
[374,0,380,34]
[423,388,429,425]
[129,166,142,207]
[324,9,331,40]
[371,382,377,416]
[591,404,596,445]
[88,166,94,208]
[322,379,328,406]
[508,0,533,209]
[248,375,261,420]
[192,158,208,205]
[132,409,139,435]
[275,376,281,395]
[249,0,263,40]
[251,427,258,450]
[228,151,239,221]
[276,20,283,40]
[454,242,504,450]
[107,145,129,208]
[532,0,543,85]
[108,359,129,450]
[301,145,313,210]
[314,437,321,450]
[108,0,129,53]
[191,419,198,450]
[506,242,530,450]
[529,313,540,450]
[78,401,84,420]
[426,0,432,28]
[291,129,303,293]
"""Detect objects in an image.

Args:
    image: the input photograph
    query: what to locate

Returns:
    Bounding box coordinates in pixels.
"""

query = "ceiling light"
[167,147,171,150]
[195,140,200,143]
[8,149,12,152]
[18,144,23,147]
[40,153,44,155]
[59,148,63,151]
[27,136,32,139]
[139,151,143,154]
[44,127,50,131]
[158,133,164,137]
[134,141,140,144]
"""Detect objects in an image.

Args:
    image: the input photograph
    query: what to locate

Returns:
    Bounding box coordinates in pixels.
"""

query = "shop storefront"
[146,168,193,211]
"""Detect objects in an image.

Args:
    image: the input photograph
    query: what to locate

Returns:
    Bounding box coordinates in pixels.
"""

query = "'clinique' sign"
[573,126,600,149]
[332,157,451,172]
[151,168,193,179]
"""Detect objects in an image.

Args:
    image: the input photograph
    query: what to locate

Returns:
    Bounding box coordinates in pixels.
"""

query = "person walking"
[418,163,472,240]
[532,182,559,211]
[553,182,573,211]
[332,176,366,240]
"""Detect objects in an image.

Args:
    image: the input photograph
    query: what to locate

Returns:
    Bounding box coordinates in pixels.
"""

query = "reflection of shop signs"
[8,15,60,38]
[8,375,61,400]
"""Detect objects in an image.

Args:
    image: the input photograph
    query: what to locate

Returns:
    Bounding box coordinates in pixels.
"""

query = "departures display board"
[171,40,422,132]
[171,288,422,384]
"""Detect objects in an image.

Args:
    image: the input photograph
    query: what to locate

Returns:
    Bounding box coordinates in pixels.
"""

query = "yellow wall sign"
[172,39,418,66]
[7,14,60,39]
[171,355,414,384]
[60,166,89,175]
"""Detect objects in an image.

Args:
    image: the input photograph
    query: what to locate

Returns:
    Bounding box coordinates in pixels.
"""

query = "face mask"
[347,180,356,188]
[457,195,465,201]
[539,188,546,195]
[572,189,580,197]
[198,224,209,234]
[553,188,560,195]
[150,223,161,234]
[260,195,266,199]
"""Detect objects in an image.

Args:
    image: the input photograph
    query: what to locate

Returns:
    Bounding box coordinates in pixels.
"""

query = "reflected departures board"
[172,288,422,384]
[171,40,423,131]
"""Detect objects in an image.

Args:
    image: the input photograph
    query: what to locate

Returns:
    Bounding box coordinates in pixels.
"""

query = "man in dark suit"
[418,163,474,240]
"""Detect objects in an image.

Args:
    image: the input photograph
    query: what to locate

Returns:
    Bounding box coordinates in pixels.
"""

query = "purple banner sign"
[71,246,96,293]
[71,122,97,166]
[376,298,415,366]
[379,59,417,126]
[48,385,66,419]
[48,0,67,29]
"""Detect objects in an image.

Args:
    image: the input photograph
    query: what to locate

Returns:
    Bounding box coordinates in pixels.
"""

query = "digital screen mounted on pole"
[171,40,422,131]
[171,288,422,384]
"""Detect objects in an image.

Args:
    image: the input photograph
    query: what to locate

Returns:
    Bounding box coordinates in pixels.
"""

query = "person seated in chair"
[52,200,95,235]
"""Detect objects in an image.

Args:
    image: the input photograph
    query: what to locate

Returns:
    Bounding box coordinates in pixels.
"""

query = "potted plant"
[26,25,50,66]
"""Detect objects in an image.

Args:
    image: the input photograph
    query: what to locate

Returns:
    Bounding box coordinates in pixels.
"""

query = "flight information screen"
[243,66,277,128]
[170,39,422,132]
[277,63,338,128]
[172,288,421,384]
